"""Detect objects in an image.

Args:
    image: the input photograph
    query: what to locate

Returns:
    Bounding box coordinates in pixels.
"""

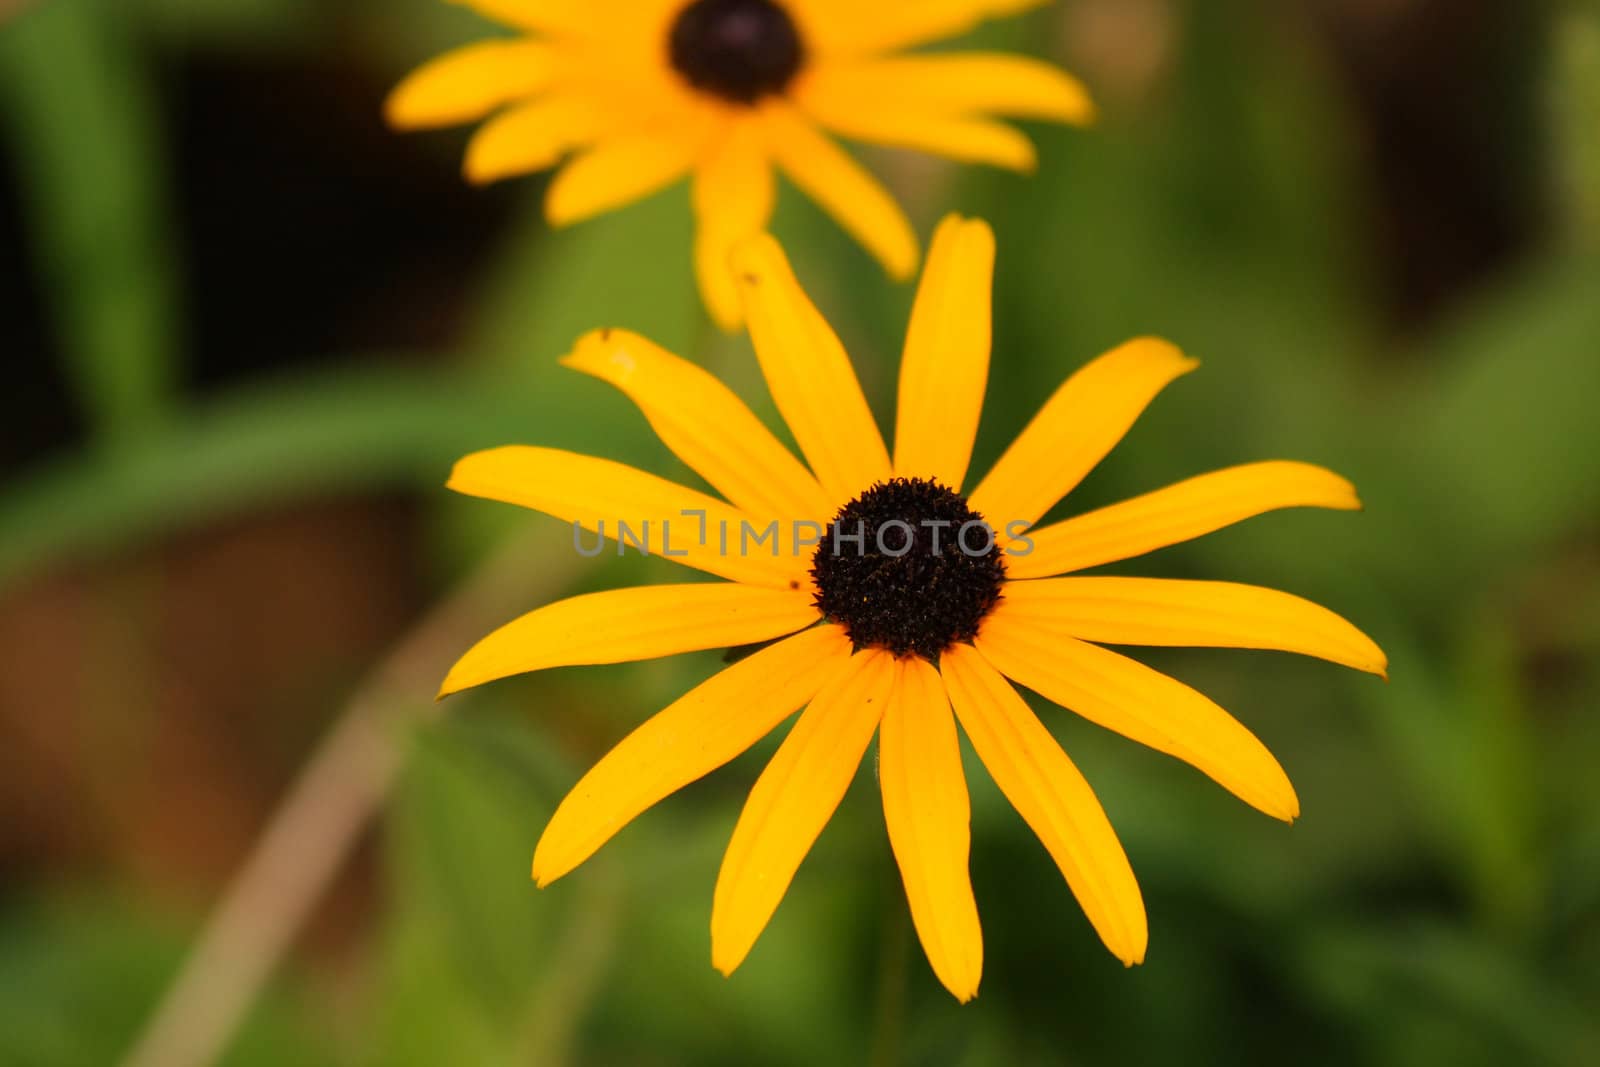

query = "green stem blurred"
[868,859,912,1067]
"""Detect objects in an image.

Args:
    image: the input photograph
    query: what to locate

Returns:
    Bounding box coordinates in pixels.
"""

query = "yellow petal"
[975,607,1299,821]
[1001,578,1388,677]
[799,53,1094,125]
[731,235,892,506]
[893,215,994,489]
[447,445,808,588]
[439,583,821,698]
[464,94,616,184]
[941,644,1146,965]
[712,649,896,975]
[798,95,1038,173]
[692,118,776,330]
[545,125,704,226]
[758,100,918,280]
[1004,461,1363,579]
[563,329,832,522]
[386,40,561,130]
[532,625,854,884]
[969,338,1198,535]
[794,0,1048,55]
[880,656,984,1001]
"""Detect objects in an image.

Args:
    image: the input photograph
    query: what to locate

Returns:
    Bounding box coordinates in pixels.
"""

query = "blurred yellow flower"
[439,216,1387,1001]
[386,0,1092,328]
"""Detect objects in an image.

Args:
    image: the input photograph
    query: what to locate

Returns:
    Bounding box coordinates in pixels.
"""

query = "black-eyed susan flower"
[386,0,1092,328]
[439,216,1387,1001]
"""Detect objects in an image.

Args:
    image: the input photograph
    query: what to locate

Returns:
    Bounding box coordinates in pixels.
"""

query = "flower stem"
[868,849,912,1067]
[118,524,574,1067]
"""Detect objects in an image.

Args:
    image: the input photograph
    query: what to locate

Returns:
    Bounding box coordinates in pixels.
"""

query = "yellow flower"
[386,0,1092,328]
[439,216,1387,1001]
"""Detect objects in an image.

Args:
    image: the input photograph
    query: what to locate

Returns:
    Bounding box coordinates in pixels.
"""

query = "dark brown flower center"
[668,0,804,105]
[811,478,1006,661]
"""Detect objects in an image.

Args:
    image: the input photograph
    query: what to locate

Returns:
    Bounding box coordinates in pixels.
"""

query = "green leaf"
[0,360,642,590]
[1362,619,1545,931]
[0,0,182,442]
[386,719,554,1028]
[1409,254,1600,570]
[367,710,620,1067]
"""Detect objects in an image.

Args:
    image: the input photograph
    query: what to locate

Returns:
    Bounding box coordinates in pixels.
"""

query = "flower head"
[440,216,1387,1000]
[387,0,1093,328]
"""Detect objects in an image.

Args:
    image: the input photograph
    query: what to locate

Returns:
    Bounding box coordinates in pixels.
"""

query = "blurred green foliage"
[0,0,180,443]
[2,0,1598,1065]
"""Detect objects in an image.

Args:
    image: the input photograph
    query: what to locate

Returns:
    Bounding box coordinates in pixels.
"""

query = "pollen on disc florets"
[811,478,1007,661]
[668,0,805,105]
